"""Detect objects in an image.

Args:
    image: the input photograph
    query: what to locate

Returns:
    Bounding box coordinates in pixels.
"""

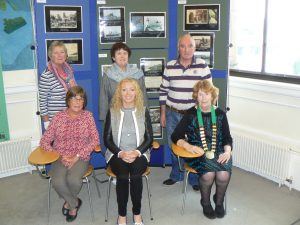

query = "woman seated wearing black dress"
[104,78,153,225]
[171,80,232,219]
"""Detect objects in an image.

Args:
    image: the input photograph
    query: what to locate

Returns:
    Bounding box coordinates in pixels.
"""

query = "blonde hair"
[48,41,68,58]
[192,80,219,105]
[111,78,144,113]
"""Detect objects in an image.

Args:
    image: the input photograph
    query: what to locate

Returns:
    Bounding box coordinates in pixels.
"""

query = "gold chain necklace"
[197,106,217,159]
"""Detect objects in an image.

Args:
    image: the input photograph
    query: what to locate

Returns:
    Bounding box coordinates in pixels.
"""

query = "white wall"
[228,76,300,190]
[3,69,41,147]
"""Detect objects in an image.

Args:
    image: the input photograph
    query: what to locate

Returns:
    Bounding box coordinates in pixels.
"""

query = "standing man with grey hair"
[159,33,212,190]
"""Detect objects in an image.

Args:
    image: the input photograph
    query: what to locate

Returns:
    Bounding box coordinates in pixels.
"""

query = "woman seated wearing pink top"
[40,86,100,222]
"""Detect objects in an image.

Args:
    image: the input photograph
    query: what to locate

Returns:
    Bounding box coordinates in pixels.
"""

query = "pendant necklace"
[197,105,217,159]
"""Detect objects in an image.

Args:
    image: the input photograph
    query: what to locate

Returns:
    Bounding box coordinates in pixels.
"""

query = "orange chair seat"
[106,165,150,177]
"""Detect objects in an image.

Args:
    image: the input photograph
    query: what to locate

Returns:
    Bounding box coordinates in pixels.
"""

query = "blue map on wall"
[0,0,34,71]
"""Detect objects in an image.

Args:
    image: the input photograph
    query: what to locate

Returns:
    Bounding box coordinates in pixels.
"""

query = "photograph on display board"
[184,4,220,31]
[44,6,82,33]
[99,7,125,43]
[140,58,164,93]
[101,64,112,77]
[130,12,166,38]
[149,107,162,139]
[46,39,83,65]
[190,32,214,68]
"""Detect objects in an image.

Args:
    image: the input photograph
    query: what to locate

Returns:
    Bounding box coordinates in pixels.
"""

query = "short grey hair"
[177,33,196,49]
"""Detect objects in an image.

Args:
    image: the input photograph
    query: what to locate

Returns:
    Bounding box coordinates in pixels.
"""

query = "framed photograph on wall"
[149,106,162,139]
[184,4,220,31]
[130,12,166,38]
[190,32,214,68]
[46,39,83,65]
[44,6,82,33]
[140,58,164,93]
[99,7,125,44]
[101,64,112,77]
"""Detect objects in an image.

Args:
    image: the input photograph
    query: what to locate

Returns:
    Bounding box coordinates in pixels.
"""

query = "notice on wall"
[0,57,10,142]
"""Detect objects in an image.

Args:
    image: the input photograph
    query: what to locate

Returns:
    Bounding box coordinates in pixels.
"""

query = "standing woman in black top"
[171,80,232,219]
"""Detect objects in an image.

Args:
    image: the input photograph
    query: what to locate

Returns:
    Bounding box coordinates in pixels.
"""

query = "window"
[230,0,300,78]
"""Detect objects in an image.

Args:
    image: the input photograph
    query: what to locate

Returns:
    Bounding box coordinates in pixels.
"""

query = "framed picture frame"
[190,32,215,68]
[149,107,161,124]
[149,106,162,139]
[130,12,166,38]
[46,39,83,65]
[99,7,125,44]
[101,64,112,77]
[140,58,165,93]
[44,6,82,33]
[184,4,220,31]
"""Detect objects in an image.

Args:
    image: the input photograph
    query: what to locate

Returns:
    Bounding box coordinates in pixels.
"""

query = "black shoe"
[163,178,177,185]
[215,204,225,218]
[213,194,225,218]
[66,198,82,222]
[201,201,216,219]
[192,185,200,191]
[62,202,69,216]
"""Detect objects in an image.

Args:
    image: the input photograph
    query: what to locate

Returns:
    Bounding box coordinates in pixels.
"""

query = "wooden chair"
[28,146,101,223]
[104,141,160,222]
[47,164,96,222]
[91,145,102,198]
[171,143,227,215]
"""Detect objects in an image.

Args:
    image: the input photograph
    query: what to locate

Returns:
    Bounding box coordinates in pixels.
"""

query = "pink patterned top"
[40,110,100,165]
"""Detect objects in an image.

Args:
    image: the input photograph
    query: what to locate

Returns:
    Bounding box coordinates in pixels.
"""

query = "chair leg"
[105,176,112,222]
[181,170,189,215]
[47,178,52,224]
[92,170,101,198]
[84,177,95,222]
[224,193,227,215]
[144,175,153,220]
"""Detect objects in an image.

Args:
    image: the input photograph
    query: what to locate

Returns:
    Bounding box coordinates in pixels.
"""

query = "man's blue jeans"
[166,108,199,186]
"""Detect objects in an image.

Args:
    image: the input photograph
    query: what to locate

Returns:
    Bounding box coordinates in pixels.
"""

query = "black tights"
[109,155,147,216]
[199,171,231,206]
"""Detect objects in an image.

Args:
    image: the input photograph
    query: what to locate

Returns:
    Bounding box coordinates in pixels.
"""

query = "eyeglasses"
[70,96,84,102]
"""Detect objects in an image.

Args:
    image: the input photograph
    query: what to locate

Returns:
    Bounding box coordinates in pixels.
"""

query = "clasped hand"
[119,150,139,163]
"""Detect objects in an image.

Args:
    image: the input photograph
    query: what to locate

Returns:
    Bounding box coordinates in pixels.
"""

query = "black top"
[104,108,153,155]
[171,107,233,175]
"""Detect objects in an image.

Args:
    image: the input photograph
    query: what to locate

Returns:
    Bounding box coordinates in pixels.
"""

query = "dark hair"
[66,86,87,109]
[110,42,131,62]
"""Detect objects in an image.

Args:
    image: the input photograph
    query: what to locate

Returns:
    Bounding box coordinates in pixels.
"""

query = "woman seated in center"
[104,78,153,225]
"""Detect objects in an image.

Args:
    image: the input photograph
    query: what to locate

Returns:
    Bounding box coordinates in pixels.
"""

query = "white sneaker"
[134,222,144,225]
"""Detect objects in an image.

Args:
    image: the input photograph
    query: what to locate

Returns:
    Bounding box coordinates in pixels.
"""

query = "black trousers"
[109,155,148,216]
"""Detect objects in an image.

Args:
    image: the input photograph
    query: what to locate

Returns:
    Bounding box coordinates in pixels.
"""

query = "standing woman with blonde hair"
[39,41,77,129]
[104,78,153,225]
